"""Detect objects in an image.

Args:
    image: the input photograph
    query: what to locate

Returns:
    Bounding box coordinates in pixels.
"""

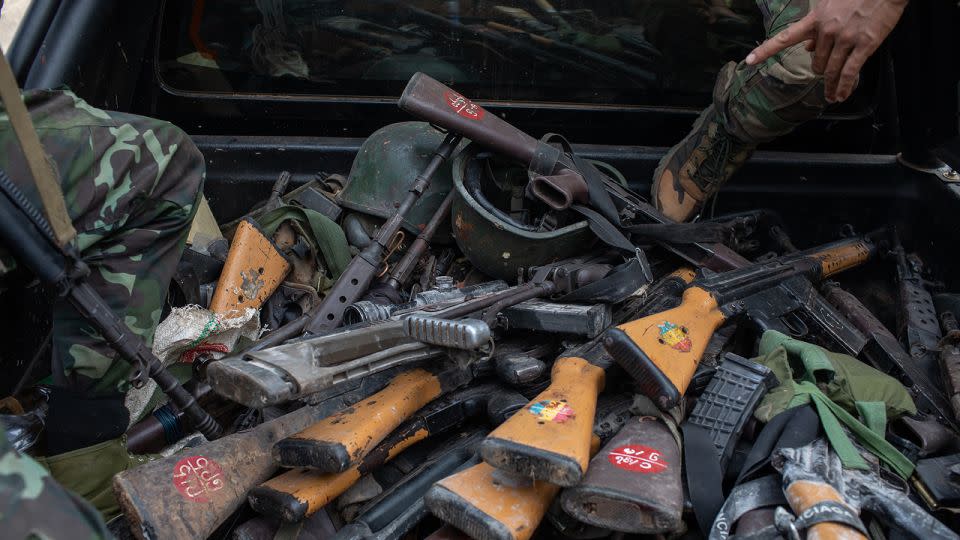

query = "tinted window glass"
[158,0,766,107]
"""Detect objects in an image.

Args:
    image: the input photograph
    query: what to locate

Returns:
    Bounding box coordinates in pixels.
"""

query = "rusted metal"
[303,132,463,334]
[386,190,457,290]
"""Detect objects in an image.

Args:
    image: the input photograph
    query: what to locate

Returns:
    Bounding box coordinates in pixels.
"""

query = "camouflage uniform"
[652,0,828,222]
[0,88,204,395]
[717,0,827,144]
[0,88,204,521]
[0,421,110,540]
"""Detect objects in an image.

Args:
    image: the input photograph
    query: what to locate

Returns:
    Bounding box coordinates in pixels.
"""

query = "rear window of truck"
[156,0,768,107]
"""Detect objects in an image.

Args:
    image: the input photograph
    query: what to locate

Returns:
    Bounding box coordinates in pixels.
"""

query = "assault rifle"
[478,233,879,486]
[208,256,644,408]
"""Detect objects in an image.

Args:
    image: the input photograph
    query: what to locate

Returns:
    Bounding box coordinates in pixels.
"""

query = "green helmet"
[450,143,594,281]
[337,122,463,243]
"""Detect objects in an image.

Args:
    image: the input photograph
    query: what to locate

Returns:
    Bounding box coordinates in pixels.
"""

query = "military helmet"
[337,122,463,243]
[450,143,594,281]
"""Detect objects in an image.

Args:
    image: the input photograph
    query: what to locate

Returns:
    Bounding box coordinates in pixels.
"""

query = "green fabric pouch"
[752,330,916,478]
[754,330,916,422]
[38,437,151,521]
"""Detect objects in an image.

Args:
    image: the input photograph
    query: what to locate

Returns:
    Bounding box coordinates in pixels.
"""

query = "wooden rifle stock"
[112,374,393,540]
[274,368,466,471]
[427,435,601,540]
[605,235,879,410]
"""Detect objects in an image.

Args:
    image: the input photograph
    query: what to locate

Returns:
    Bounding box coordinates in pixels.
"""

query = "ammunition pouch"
[39,436,152,521]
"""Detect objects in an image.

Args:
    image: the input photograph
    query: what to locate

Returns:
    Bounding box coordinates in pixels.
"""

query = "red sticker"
[172,455,225,502]
[444,90,485,120]
[607,445,668,474]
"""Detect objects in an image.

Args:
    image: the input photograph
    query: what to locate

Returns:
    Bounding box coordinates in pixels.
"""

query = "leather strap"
[0,48,75,246]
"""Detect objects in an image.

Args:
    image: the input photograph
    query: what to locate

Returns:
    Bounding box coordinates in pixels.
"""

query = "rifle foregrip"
[784,480,867,540]
[480,357,603,486]
[275,369,442,471]
[603,328,680,411]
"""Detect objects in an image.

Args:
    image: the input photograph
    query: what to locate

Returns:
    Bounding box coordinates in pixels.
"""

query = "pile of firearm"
[29,75,954,539]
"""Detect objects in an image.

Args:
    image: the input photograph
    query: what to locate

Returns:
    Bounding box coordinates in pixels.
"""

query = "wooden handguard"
[784,480,867,540]
[604,286,725,409]
[275,369,443,471]
[480,357,603,486]
[209,218,290,315]
[427,436,601,540]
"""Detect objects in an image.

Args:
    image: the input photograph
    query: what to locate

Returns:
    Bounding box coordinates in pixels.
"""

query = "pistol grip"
[275,369,442,471]
[480,357,603,486]
[426,462,561,540]
[606,287,724,406]
[210,218,291,315]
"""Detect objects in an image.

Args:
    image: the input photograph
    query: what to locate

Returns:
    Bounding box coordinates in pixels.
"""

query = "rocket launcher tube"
[605,235,879,410]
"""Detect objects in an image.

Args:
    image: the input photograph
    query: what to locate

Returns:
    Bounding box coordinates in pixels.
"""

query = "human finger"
[833,49,869,102]
[823,41,853,101]
[746,14,816,65]
[810,31,835,75]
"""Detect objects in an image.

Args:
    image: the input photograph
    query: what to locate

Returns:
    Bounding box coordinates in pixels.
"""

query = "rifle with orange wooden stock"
[425,391,632,540]
[247,384,526,523]
[477,232,881,488]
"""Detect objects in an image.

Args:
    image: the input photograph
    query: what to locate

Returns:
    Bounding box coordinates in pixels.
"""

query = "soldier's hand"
[744,0,908,103]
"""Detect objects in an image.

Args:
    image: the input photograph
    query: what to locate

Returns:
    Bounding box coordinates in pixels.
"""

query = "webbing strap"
[708,475,786,540]
[0,48,75,246]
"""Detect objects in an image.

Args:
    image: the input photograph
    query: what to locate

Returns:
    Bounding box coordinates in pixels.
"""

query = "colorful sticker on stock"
[528,400,575,423]
[658,321,691,352]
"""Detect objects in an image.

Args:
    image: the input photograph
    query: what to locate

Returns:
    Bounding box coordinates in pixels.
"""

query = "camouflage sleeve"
[0,89,205,395]
[715,0,828,144]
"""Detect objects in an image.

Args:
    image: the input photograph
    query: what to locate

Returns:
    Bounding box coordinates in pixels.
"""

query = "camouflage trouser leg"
[715,0,828,144]
[0,89,205,396]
